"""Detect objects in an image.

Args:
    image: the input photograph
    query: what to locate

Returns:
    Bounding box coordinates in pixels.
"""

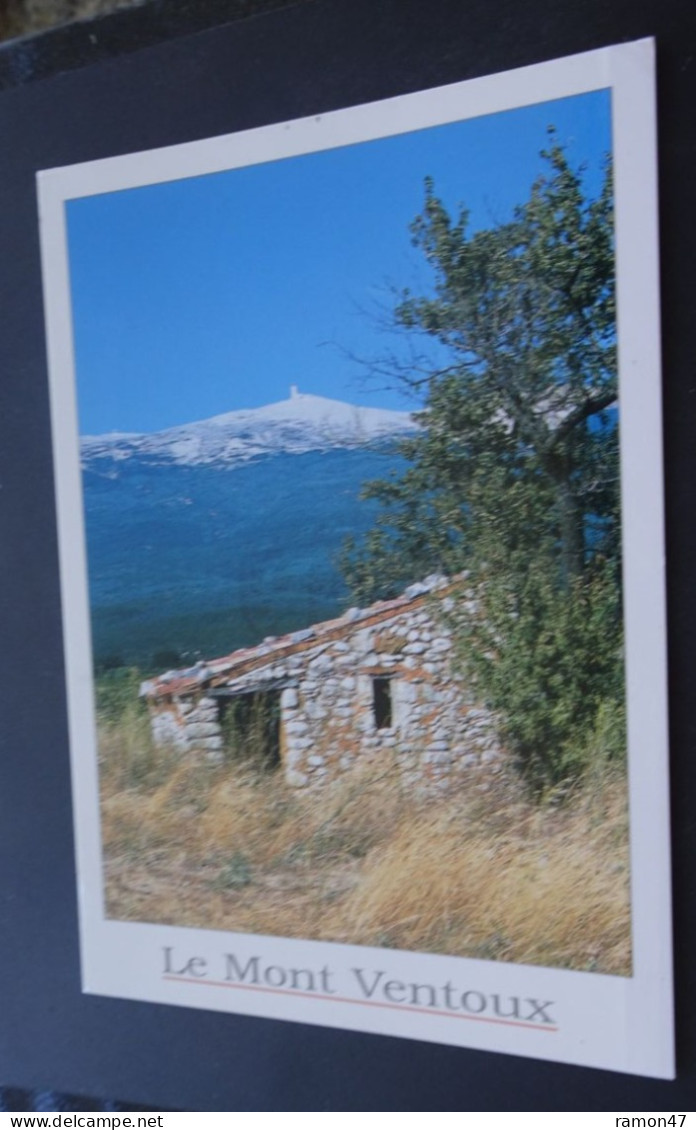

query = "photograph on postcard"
[62,87,630,975]
[38,38,672,1076]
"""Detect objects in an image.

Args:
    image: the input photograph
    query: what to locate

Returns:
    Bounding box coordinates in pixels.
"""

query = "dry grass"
[99,718,631,975]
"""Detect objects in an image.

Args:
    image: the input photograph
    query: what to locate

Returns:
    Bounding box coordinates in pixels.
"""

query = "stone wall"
[151,691,222,754]
[148,593,502,791]
[276,600,501,790]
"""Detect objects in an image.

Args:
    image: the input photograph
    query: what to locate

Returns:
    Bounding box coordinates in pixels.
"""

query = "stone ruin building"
[141,575,502,790]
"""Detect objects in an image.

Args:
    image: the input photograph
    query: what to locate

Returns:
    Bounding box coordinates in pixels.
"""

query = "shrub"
[451,558,625,792]
[94,666,144,723]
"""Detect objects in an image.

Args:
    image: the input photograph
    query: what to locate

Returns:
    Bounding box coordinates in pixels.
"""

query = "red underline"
[162,974,558,1032]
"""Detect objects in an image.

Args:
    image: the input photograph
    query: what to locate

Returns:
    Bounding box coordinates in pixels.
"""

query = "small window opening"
[373,677,392,730]
[219,690,281,770]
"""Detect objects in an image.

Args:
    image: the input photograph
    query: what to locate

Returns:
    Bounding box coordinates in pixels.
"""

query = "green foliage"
[94,654,126,674]
[95,666,144,724]
[451,558,625,792]
[214,852,253,890]
[342,135,623,788]
[94,666,177,790]
[151,649,182,671]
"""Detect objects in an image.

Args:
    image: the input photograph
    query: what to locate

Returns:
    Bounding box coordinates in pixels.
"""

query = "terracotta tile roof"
[141,574,455,702]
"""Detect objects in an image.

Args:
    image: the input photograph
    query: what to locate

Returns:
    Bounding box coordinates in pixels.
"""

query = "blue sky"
[66,89,612,435]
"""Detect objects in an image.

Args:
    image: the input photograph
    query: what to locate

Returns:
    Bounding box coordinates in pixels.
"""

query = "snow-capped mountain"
[81,388,417,468]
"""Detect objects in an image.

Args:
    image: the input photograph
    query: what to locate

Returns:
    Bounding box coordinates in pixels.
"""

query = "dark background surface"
[0,0,694,1111]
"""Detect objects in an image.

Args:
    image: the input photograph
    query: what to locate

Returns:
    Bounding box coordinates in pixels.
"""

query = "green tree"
[341,136,623,788]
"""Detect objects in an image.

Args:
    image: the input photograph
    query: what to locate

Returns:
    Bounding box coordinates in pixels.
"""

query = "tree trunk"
[544,450,584,588]
[557,475,584,587]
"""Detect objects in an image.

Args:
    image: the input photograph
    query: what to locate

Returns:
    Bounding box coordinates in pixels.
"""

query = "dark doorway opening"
[372,676,392,730]
[219,689,281,770]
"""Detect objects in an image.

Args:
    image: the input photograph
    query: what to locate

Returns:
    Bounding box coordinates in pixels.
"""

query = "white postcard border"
[37,38,673,1078]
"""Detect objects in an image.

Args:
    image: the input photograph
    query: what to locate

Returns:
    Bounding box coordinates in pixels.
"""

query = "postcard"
[37,37,672,1076]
